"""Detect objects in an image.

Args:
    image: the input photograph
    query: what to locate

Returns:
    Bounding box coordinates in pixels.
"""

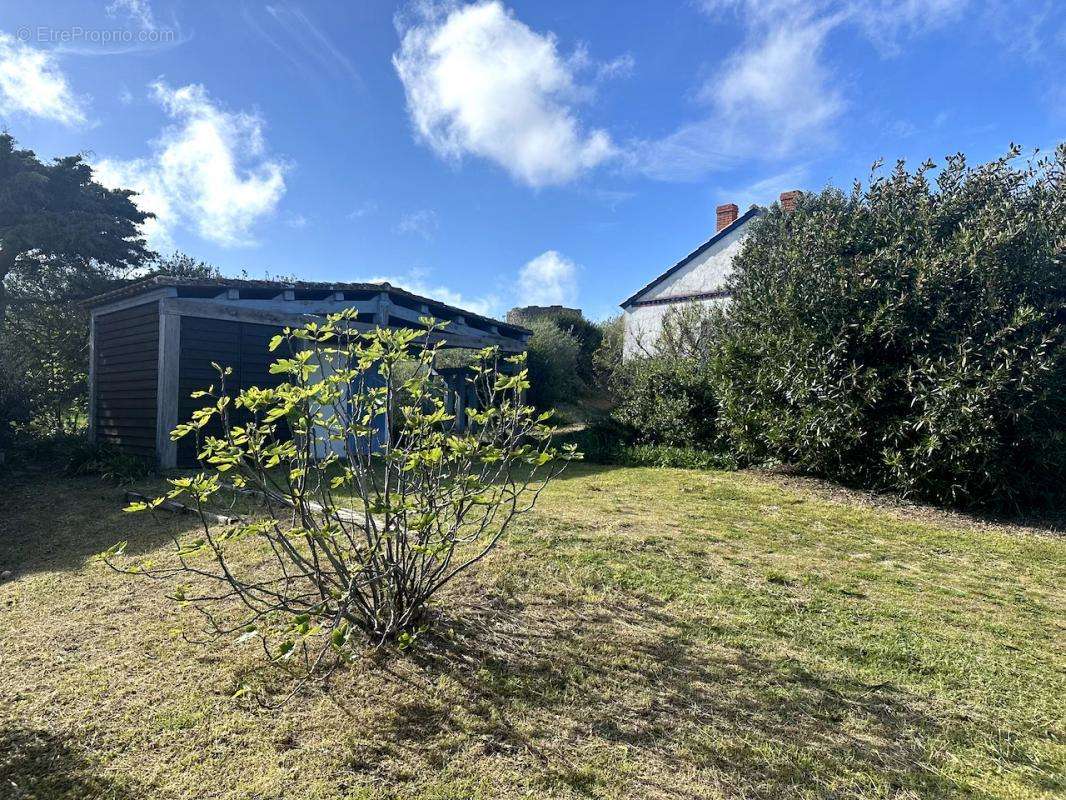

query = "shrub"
[0,369,33,451]
[105,313,577,673]
[65,441,154,484]
[617,444,737,471]
[716,145,1066,508]
[591,315,623,394]
[656,303,725,362]
[560,314,604,387]
[559,418,736,471]
[556,417,629,463]
[525,317,583,409]
[611,355,719,448]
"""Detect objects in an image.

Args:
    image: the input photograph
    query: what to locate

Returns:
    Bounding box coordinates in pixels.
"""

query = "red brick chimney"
[716,203,739,232]
[779,190,802,213]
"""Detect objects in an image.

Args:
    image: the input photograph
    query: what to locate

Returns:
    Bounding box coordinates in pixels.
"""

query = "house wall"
[622,222,748,358]
[622,296,731,358]
[92,302,160,457]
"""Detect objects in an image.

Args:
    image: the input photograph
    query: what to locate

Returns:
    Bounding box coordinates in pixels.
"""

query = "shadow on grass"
[345,596,966,798]
[0,725,139,800]
[0,475,193,580]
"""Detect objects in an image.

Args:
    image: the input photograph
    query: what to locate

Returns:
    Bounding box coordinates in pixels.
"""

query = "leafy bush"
[561,314,604,386]
[617,444,737,471]
[716,146,1066,508]
[591,315,623,394]
[611,355,719,448]
[525,317,583,409]
[515,307,609,409]
[656,303,726,362]
[556,417,629,463]
[559,418,735,471]
[65,440,154,484]
[106,313,576,673]
[0,369,33,451]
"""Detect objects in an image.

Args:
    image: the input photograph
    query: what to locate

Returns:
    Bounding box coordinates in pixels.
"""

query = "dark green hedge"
[610,355,719,448]
[714,146,1066,508]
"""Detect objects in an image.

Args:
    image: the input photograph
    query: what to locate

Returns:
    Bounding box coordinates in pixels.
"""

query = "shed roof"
[85,275,530,339]
[619,205,763,309]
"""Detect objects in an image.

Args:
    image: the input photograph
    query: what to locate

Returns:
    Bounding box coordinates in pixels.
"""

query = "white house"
[619,191,800,358]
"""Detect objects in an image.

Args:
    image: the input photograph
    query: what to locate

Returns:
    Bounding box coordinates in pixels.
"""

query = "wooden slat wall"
[177,316,289,467]
[94,302,159,457]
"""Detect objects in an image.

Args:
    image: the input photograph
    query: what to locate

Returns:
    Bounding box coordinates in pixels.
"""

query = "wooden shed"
[85,277,531,468]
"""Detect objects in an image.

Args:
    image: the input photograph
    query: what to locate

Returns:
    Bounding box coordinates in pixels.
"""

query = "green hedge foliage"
[714,146,1066,508]
[611,355,719,448]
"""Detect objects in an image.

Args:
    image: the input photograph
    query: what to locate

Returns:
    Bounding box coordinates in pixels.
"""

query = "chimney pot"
[716,203,739,233]
[779,190,802,213]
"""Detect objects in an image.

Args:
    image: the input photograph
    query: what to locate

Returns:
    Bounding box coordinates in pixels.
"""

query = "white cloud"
[850,0,967,53]
[368,267,501,318]
[639,5,842,180]
[396,208,439,239]
[347,200,378,219]
[0,33,86,125]
[259,3,361,84]
[393,1,616,187]
[642,0,969,180]
[95,81,287,250]
[363,252,581,321]
[711,15,843,144]
[107,0,157,31]
[517,250,578,307]
[595,52,635,82]
[978,0,1065,63]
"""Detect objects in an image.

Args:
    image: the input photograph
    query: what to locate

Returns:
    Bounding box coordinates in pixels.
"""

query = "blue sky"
[0,1,1062,320]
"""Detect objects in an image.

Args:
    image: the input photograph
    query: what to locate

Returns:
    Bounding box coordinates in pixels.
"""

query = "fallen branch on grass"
[123,490,244,526]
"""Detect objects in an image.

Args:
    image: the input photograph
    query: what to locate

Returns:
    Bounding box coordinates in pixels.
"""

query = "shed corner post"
[87,311,97,445]
[156,304,181,470]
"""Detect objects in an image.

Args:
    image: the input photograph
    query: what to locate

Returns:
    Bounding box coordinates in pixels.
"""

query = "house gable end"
[619,206,762,309]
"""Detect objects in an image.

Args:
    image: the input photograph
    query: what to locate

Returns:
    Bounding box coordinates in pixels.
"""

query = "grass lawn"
[0,465,1062,799]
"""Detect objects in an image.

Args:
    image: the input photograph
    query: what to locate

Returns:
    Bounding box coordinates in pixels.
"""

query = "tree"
[0,134,155,438]
[513,308,605,409]
[105,313,576,682]
[0,133,153,333]
[146,251,222,280]
[1,263,99,434]
[715,145,1066,507]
